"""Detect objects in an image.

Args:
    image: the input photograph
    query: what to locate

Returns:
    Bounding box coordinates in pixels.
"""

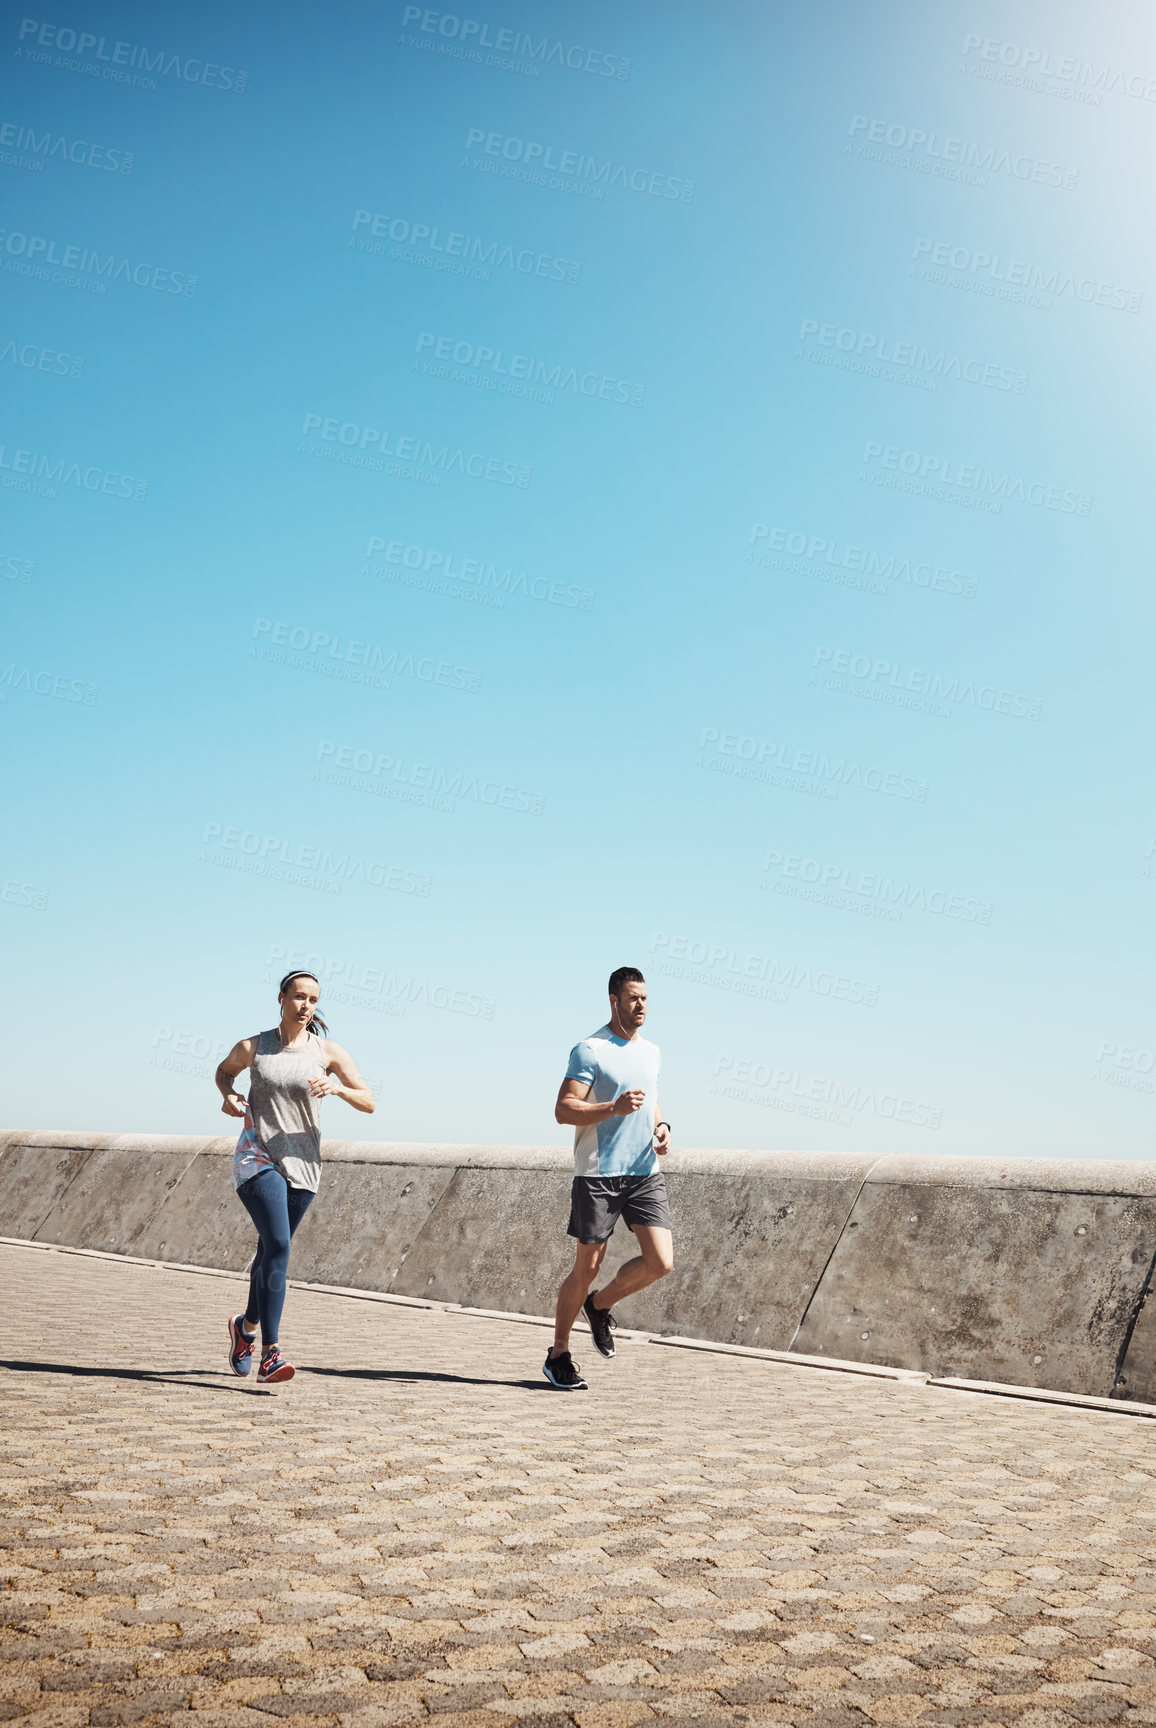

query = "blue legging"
[236,1168,314,1348]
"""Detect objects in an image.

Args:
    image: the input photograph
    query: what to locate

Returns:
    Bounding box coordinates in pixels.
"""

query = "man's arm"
[555,1077,645,1126]
[654,1099,670,1156]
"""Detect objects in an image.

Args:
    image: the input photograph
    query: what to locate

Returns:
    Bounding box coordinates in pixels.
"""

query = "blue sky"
[3,0,1154,1156]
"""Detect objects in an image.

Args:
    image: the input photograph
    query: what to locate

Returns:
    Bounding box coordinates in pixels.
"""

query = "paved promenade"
[3,1243,1156,1728]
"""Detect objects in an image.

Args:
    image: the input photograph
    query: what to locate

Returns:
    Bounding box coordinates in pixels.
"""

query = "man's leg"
[549,1240,607,1360]
[590,1224,674,1312]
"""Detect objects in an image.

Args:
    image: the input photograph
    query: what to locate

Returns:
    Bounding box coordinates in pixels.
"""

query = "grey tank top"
[250,1028,327,1192]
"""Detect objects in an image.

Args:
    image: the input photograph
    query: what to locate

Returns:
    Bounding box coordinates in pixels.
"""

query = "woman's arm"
[311,1042,376,1114]
[215,1037,258,1118]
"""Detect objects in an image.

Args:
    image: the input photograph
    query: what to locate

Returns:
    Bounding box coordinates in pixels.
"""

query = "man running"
[543,967,673,1390]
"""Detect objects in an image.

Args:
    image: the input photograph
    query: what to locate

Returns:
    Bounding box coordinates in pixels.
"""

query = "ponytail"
[278,971,329,1037]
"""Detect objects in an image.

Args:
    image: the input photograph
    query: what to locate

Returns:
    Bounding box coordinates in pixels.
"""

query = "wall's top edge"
[1,1132,216,1156]
[318,1141,573,1169]
[0,1132,574,1165]
[670,1149,876,1180]
[3,1135,1153,1194]
[865,1153,1156,1196]
[0,1137,872,1179]
[0,1130,120,1153]
[313,1144,879,1178]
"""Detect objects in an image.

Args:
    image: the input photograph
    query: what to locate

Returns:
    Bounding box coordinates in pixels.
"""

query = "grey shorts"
[567,1172,672,1244]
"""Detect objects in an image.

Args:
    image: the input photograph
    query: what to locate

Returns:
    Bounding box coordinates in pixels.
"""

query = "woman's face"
[279,976,320,1034]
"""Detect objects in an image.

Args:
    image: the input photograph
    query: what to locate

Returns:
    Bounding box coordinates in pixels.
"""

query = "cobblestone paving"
[4,1243,1156,1728]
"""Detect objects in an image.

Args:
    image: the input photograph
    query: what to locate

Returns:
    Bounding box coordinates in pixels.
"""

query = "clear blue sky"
[3,0,1153,1157]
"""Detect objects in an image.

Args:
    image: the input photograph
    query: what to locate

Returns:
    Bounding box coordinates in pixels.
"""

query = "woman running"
[214,970,374,1384]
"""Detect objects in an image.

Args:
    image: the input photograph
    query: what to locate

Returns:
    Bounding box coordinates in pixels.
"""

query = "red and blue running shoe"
[227,1314,255,1376]
[257,1347,295,1384]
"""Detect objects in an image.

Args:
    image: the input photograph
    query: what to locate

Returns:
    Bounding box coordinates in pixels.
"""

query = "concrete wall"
[3,1130,1155,1403]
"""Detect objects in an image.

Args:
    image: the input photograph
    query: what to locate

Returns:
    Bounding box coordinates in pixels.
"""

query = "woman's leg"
[236,1169,294,1349]
[285,1183,315,1245]
[243,1235,264,1334]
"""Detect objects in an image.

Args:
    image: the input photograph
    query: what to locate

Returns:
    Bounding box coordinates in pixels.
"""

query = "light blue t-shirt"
[565,1024,661,1177]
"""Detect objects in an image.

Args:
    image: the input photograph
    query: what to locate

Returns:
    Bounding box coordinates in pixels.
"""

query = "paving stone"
[5,1246,1156,1728]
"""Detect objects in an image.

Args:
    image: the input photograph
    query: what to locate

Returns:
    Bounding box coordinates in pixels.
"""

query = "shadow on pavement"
[300,1364,551,1391]
[0,1359,557,1394]
[0,1358,270,1394]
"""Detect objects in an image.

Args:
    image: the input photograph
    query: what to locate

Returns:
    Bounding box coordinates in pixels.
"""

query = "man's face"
[612,982,647,1031]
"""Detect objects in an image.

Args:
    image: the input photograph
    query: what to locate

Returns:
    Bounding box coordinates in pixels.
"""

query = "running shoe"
[583,1293,617,1358]
[227,1314,255,1376]
[542,1350,588,1390]
[257,1347,295,1384]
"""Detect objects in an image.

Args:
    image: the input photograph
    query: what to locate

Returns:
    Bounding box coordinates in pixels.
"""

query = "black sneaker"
[583,1293,617,1358]
[542,1350,588,1390]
